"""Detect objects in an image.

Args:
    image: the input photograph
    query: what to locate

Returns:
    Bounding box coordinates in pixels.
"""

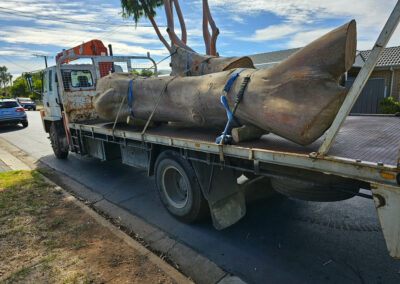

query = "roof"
[248,48,301,69]
[249,45,400,70]
[357,46,400,68]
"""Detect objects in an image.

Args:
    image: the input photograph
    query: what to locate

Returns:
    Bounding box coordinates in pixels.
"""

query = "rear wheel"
[49,121,69,159]
[21,120,28,128]
[155,150,208,223]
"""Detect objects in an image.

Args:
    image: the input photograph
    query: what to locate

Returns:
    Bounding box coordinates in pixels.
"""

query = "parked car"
[17,97,36,110]
[0,99,28,127]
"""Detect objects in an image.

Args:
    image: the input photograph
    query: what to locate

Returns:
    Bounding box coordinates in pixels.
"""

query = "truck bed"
[78,115,400,167]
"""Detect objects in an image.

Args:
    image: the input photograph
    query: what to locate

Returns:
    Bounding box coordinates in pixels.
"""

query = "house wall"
[348,68,400,102]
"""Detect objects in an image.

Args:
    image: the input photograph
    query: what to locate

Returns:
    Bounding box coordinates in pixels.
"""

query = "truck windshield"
[71,71,93,88]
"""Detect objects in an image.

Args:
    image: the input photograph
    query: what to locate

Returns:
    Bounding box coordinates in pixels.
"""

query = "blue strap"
[215,68,247,144]
[186,52,194,76]
[128,79,135,118]
[223,68,246,93]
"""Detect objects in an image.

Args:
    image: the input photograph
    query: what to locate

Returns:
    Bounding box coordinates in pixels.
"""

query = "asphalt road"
[1,112,400,284]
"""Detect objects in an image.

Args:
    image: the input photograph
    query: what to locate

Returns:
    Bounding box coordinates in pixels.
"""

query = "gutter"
[390,66,394,97]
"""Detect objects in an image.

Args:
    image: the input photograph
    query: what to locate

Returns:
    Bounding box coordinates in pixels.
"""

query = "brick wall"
[392,69,400,102]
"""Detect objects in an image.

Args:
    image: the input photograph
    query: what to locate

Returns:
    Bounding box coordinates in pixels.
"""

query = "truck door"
[42,66,62,119]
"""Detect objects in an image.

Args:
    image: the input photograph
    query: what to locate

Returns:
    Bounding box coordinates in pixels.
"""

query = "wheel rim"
[161,165,189,209]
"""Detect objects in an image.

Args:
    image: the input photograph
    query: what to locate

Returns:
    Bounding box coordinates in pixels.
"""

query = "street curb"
[0,138,246,284]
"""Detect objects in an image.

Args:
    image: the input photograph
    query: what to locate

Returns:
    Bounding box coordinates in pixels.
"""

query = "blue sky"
[0,0,399,80]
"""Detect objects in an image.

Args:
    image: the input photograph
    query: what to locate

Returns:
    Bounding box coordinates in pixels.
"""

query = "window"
[43,71,48,93]
[71,70,93,88]
[49,70,53,91]
[0,101,19,108]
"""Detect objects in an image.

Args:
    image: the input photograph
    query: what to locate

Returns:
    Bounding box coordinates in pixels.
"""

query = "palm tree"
[120,0,219,55]
[0,66,11,96]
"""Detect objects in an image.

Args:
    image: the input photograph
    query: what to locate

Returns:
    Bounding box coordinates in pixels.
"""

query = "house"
[348,46,400,102]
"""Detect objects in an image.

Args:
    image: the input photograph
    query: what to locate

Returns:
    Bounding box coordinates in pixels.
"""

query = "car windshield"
[0,101,19,108]
[19,99,32,102]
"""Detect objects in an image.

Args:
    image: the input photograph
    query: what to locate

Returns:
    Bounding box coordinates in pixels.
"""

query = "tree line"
[0,65,42,100]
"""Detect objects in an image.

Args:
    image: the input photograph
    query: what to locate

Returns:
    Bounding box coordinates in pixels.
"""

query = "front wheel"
[49,121,69,159]
[155,150,208,223]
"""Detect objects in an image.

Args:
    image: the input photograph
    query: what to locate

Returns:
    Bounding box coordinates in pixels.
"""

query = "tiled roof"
[249,45,400,69]
[359,46,400,67]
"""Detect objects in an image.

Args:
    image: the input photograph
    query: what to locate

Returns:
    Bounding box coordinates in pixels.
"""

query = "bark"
[94,20,357,146]
[146,11,171,52]
[163,0,193,51]
[172,0,187,44]
[170,44,254,76]
[203,0,219,56]
[202,0,211,55]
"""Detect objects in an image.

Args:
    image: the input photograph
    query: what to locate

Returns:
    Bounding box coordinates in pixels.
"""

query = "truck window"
[43,71,48,93]
[71,71,93,88]
[49,70,53,91]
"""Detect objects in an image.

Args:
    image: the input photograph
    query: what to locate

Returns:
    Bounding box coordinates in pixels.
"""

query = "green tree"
[140,69,154,77]
[9,72,42,100]
[131,68,140,76]
[0,66,12,96]
[120,0,219,55]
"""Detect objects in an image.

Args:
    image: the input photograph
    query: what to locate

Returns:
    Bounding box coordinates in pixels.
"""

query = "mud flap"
[191,160,246,230]
[371,183,400,259]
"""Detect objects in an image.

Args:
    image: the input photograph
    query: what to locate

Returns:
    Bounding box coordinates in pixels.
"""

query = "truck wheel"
[49,122,69,159]
[155,150,208,223]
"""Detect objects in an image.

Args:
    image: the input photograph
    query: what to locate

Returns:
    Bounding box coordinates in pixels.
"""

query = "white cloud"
[209,0,399,49]
[286,28,332,48]
[244,24,300,41]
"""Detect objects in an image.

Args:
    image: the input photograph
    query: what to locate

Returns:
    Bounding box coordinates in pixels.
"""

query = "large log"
[170,44,255,76]
[94,20,356,146]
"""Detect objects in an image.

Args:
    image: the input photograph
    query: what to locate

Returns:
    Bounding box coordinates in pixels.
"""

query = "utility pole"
[32,54,53,68]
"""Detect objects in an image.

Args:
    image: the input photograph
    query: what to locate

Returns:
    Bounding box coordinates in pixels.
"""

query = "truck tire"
[271,177,360,202]
[49,122,69,159]
[155,150,208,223]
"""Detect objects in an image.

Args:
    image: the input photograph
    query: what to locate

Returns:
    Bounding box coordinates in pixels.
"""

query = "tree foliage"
[379,97,400,114]
[9,72,42,100]
[0,66,12,96]
[121,0,164,23]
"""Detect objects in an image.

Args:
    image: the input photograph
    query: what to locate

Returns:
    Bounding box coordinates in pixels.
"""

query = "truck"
[39,6,400,259]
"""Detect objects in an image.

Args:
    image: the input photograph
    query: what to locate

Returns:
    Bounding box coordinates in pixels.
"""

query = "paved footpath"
[1,112,400,284]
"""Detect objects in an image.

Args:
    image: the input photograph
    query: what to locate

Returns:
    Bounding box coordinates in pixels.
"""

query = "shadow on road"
[33,152,400,284]
[0,124,25,133]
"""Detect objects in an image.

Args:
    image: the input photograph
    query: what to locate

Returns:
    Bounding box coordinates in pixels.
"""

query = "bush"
[378,97,400,114]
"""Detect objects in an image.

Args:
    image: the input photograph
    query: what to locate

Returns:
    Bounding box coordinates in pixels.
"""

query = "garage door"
[346,78,386,114]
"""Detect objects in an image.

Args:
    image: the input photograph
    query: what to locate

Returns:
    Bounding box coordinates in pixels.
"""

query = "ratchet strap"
[128,78,135,118]
[215,68,249,145]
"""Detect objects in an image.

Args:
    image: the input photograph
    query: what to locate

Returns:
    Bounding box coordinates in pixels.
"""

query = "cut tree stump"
[232,125,268,143]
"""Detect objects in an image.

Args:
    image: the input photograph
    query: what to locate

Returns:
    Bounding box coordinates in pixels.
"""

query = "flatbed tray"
[78,116,400,167]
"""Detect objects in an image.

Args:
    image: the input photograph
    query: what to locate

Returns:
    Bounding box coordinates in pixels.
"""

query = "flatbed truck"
[40,3,400,259]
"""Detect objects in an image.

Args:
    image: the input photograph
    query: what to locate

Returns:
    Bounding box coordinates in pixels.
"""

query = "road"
[1,111,400,284]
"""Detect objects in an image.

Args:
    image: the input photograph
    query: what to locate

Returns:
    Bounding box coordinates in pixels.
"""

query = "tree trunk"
[173,0,187,44]
[163,0,193,51]
[170,44,254,76]
[94,20,356,146]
